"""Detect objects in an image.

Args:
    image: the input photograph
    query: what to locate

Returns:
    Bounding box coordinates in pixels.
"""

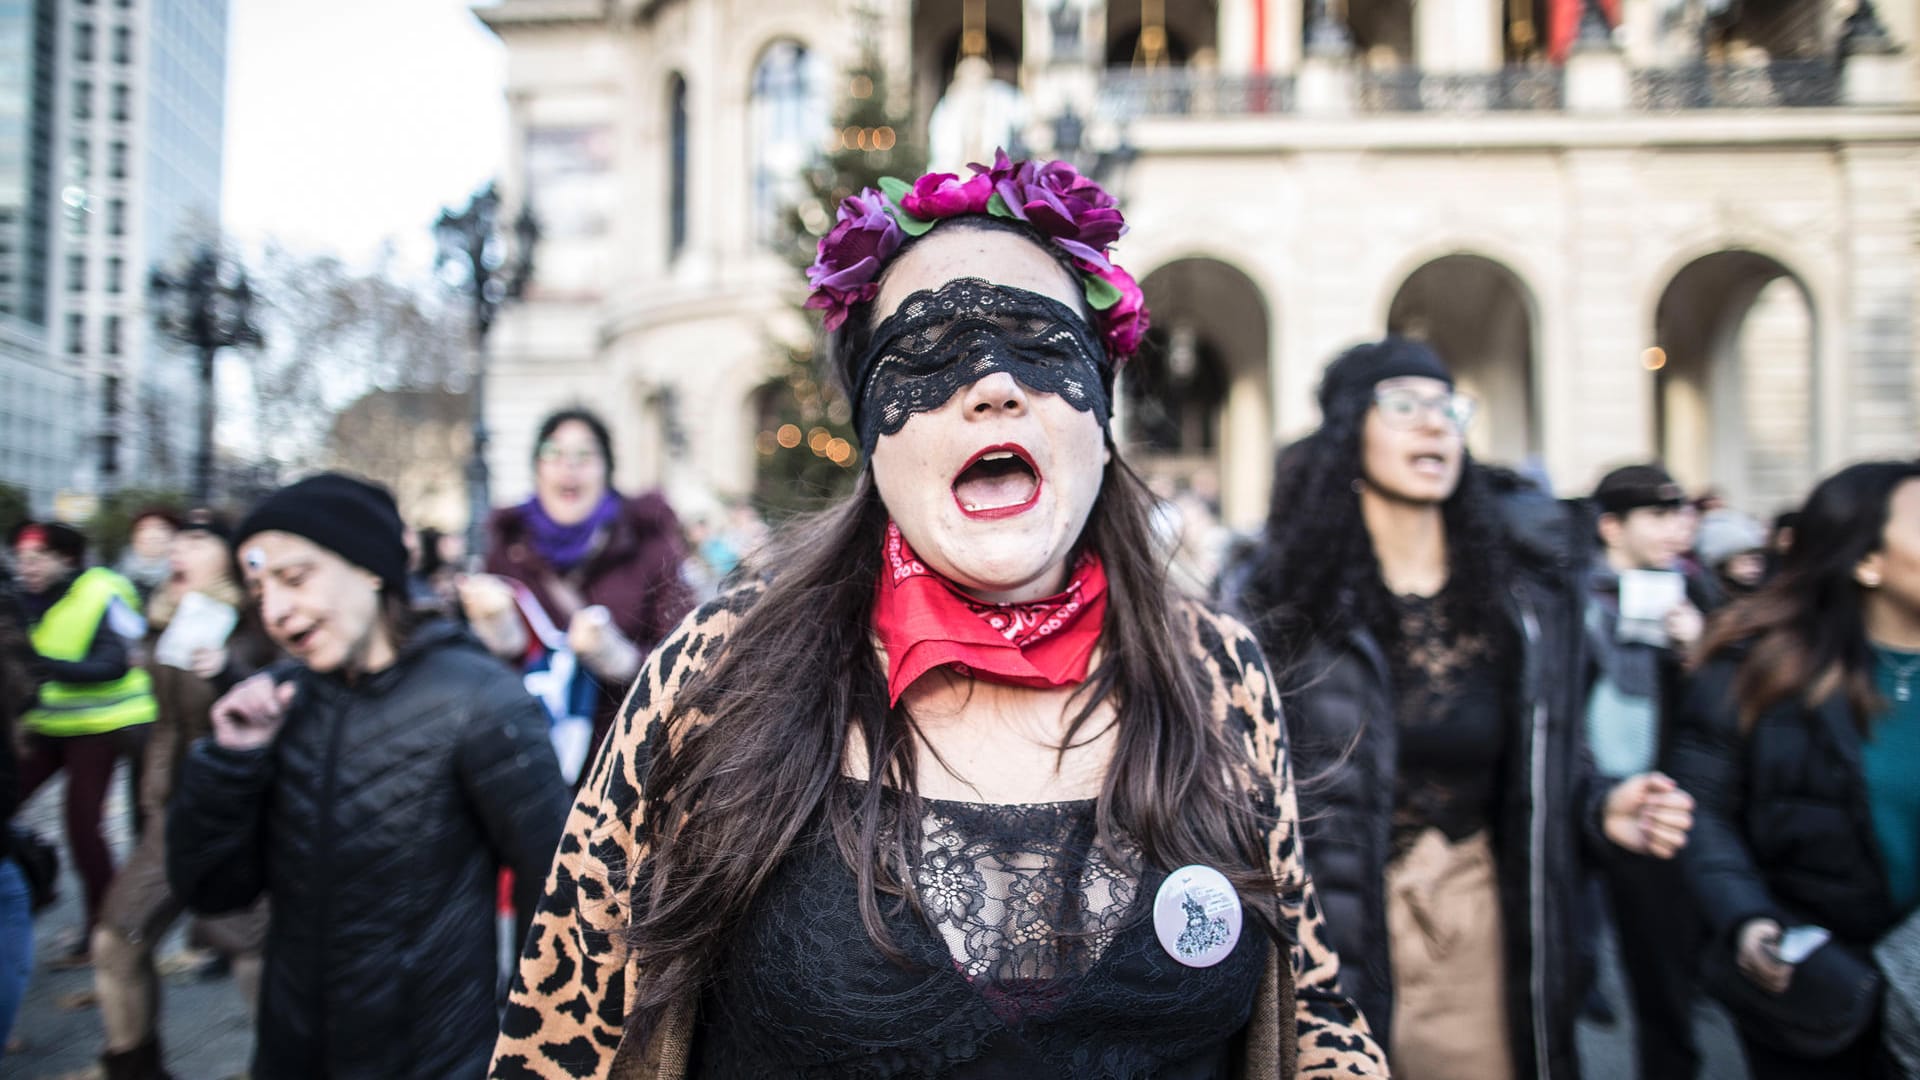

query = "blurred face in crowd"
[1858,478,1920,626]
[1360,376,1468,505]
[12,541,73,594]
[170,530,233,595]
[243,531,393,676]
[868,226,1109,604]
[1721,550,1768,590]
[130,516,177,562]
[535,420,610,527]
[1601,505,1694,572]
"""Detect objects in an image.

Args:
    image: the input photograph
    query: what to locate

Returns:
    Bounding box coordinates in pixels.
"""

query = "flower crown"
[804,150,1149,361]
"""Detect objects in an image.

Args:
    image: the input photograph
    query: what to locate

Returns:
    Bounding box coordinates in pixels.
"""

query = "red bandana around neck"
[871,521,1108,706]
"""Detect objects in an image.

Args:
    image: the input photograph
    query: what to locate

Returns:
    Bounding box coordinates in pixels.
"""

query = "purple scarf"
[521,491,622,573]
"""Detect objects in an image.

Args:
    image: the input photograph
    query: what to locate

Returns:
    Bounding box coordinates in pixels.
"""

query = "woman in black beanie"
[1234,339,1695,1080]
[165,473,570,1080]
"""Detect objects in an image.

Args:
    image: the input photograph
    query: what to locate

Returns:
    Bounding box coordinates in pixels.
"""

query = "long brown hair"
[620,224,1281,1047]
[1696,459,1920,731]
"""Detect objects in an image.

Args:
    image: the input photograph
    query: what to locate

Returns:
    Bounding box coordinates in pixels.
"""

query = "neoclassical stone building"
[477,0,1919,527]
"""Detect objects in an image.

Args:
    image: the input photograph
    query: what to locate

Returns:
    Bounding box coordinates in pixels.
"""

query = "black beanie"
[1318,337,1454,414]
[1593,464,1687,517]
[236,473,409,594]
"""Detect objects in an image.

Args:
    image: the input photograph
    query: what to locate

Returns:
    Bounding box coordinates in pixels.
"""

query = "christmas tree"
[752,7,926,517]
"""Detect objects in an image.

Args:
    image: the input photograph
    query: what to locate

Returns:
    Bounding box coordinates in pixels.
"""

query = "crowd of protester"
[1,160,1917,1080]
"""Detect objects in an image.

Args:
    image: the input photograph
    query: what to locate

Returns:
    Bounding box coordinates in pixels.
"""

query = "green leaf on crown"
[876,176,937,236]
[1083,273,1122,311]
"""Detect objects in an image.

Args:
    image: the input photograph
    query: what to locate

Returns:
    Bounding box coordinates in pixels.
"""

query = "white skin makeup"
[867,228,1112,606]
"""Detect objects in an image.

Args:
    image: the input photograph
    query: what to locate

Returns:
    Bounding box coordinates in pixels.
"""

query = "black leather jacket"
[168,620,570,1079]
[1243,478,1609,1080]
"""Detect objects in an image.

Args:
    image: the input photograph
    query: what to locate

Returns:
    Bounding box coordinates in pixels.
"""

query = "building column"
[1836,146,1919,466]
[1416,0,1503,72]
[1551,149,1649,490]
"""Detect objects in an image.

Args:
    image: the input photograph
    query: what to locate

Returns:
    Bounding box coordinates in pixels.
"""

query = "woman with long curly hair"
[488,155,1387,1079]
[1673,459,1920,1078]
[1233,338,1694,1080]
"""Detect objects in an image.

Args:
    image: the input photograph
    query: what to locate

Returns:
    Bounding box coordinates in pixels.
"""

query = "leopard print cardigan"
[489,588,1388,1079]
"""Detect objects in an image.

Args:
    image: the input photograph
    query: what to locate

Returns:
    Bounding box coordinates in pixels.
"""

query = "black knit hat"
[1318,337,1454,414]
[236,473,409,593]
[177,508,234,547]
[9,521,86,563]
[1593,464,1687,517]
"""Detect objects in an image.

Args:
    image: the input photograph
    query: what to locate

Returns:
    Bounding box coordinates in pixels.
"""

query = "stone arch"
[1130,255,1274,530]
[911,0,1026,131]
[1104,0,1219,67]
[1383,252,1541,468]
[1651,248,1819,515]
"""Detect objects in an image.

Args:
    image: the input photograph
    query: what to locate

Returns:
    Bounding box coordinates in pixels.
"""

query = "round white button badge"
[1153,864,1243,968]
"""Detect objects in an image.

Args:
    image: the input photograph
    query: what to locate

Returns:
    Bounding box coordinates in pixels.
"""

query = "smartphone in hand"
[1774,925,1831,966]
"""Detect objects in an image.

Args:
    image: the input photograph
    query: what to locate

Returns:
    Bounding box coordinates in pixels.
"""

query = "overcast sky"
[222,0,508,274]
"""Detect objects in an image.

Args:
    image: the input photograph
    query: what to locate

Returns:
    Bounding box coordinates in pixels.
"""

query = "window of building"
[75,22,94,63]
[73,80,92,120]
[67,253,86,291]
[109,140,126,179]
[108,198,124,235]
[669,74,689,260]
[104,375,121,416]
[104,314,121,355]
[748,41,825,248]
[70,137,90,179]
[67,313,85,354]
[111,83,130,122]
[112,25,129,64]
[107,256,123,293]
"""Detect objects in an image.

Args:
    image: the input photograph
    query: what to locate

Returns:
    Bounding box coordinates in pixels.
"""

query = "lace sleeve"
[490,591,753,1080]
[1204,609,1390,1078]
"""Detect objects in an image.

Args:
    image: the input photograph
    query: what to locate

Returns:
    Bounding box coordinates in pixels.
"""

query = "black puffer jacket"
[1670,653,1899,949]
[1247,480,1609,1080]
[167,620,569,1080]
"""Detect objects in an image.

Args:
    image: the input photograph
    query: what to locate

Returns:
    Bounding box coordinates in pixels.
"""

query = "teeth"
[982,451,1014,462]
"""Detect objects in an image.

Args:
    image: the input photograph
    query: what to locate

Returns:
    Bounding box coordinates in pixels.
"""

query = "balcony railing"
[1101,69,1296,118]
[1631,61,1840,110]
[1357,67,1564,113]
[1098,60,1843,118]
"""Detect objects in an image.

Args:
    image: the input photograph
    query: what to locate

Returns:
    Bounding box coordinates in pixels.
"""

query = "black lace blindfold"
[851,279,1115,454]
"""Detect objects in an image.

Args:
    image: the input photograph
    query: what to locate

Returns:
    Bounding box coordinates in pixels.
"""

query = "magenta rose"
[900,172,992,220]
[1095,264,1149,359]
[805,188,904,331]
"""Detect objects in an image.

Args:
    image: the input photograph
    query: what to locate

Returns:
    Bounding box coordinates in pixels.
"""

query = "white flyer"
[152,591,240,670]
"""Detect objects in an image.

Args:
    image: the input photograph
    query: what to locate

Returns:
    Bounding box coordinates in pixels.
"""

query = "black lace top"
[692,784,1268,1079]
[1384,590,1509,857]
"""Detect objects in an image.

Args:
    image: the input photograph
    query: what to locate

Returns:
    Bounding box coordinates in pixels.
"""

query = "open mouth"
[285,625,319,653]
[952,444,1043,519]
[1410,452,1449,475]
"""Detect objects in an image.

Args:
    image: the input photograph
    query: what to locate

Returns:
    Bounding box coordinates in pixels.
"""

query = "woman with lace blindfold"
[489,153,1387,1080]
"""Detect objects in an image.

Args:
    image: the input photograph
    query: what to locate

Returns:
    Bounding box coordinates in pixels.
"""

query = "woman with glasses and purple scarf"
[462,408,695,776]
[1232,339,1697,1080]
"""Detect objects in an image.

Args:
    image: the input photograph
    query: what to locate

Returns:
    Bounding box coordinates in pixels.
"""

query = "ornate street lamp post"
[434,181,537,563]
[149,248,263,505]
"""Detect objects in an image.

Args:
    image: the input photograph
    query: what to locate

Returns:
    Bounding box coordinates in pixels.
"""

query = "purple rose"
[971,151,1126,271]
[805,188,904,331]
[900,172,992,219]
[1095,264,1149,360]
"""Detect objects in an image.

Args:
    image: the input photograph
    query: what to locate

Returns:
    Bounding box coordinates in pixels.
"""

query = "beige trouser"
[1386,828,1516,1080]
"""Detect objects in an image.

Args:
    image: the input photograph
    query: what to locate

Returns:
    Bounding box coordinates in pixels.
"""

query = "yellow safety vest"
[24,567,158,737]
